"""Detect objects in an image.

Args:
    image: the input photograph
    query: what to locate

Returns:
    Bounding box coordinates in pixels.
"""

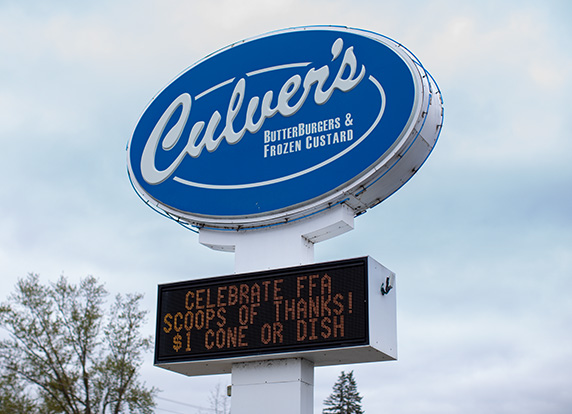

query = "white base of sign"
[199,204,355,273]
[231,358,314,414]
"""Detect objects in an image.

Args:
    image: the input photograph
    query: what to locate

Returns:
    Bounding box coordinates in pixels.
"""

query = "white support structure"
[231,358,314,414]
[198,204,355,414]
[199,204,355,274]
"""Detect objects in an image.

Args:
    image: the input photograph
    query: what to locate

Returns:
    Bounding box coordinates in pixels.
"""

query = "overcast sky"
[1,0,571,413]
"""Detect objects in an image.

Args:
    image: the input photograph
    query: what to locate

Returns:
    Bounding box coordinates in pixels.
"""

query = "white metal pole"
[199,204,355,414]
[231,358,314,414]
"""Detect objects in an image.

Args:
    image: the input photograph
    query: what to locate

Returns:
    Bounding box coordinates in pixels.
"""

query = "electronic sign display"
[156,258,367,361]
[154,257,397,376]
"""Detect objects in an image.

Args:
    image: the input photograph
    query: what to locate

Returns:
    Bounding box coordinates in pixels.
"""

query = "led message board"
[155,257,396,376]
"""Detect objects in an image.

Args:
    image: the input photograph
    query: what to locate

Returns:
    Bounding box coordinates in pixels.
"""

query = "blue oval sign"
[127,26,443,229]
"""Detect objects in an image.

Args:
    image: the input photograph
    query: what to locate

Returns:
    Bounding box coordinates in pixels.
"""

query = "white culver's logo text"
[140,38,366,185]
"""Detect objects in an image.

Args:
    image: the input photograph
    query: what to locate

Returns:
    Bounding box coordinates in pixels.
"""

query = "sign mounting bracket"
[199,204,355,274]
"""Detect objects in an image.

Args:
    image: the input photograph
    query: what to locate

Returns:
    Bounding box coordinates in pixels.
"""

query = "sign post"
[127,25,443,414]
[231,358,314,414]
[200,205,354,414]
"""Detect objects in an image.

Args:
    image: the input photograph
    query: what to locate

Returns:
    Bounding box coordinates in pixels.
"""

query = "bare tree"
[208,383,230,414]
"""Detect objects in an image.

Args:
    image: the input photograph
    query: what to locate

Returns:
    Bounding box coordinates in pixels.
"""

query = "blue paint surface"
[128,27,416,218]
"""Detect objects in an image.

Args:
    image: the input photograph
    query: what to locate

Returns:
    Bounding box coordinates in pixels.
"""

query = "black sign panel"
[155,257,369,364]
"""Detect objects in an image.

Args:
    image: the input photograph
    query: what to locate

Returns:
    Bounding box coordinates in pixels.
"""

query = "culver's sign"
[127,26,443,229]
